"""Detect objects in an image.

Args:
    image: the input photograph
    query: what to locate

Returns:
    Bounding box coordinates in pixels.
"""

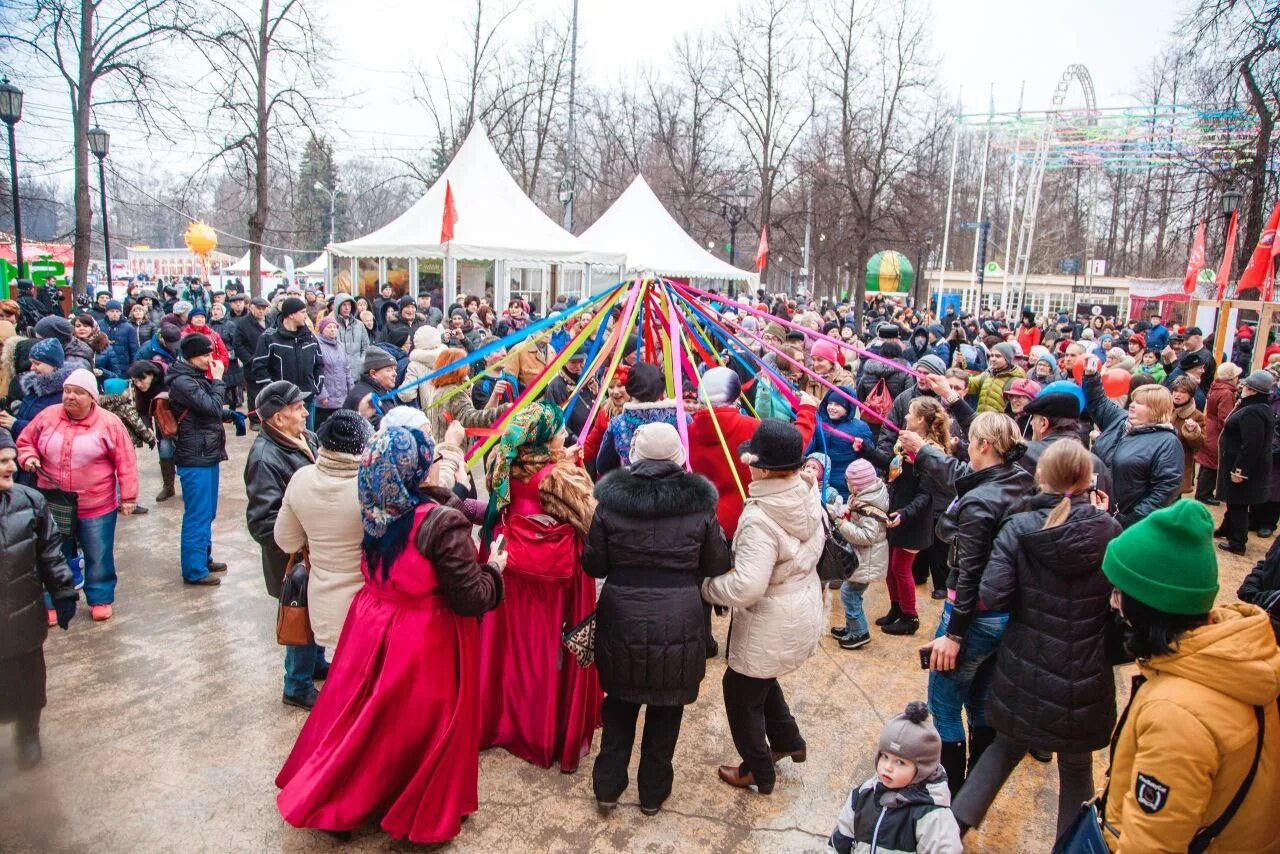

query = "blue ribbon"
[372,281,624,407]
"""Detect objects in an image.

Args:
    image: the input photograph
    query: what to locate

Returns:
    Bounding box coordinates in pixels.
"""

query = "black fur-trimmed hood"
[595,461,718,519]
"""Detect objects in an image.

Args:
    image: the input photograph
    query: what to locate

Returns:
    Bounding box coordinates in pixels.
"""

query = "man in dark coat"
[343,348,400,429]
[1216,370,1278,554]
[243,381,321,709]
[251,297,322,427]
[100,300,139,377]
[582,422,731,814]
[0,427,77,769]
[15,280,48,334]
[233,297,269,427]
[166,333,229,586]
[1018,384,1114,498]
[545,352,596,438]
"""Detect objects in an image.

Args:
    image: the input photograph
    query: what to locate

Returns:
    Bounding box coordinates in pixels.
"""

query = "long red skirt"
[276,586,480,843]
[475,567,601,771]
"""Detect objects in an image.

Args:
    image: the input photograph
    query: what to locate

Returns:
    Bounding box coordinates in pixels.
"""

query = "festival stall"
[578,175,756,289]
[297,250,330,286]
[222,251,283,278]
[328,124,624,312]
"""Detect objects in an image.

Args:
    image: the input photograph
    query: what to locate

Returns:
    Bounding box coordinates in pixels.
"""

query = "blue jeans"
[305,399,316,430]
[157,437,175,460]
[177,464,219,582]
[927,601,1009,743]
[77,511,119,606]
[284,642,325,698]
[840,580,869,637]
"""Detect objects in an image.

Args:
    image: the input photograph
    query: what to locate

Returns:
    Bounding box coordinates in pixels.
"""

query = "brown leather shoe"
[771,748,807,764]
[717,764,773,794]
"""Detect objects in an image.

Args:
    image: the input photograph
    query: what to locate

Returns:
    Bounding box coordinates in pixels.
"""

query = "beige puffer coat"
[398,326,445,407]
[834,479,889,586]
[702,474,825,679]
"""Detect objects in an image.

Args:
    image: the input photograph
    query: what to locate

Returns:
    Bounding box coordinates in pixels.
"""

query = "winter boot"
[967,725,998,774]
[156,459,177,502]
[881,614,920,636]
[940,740,967,798]
[874,604,903,627]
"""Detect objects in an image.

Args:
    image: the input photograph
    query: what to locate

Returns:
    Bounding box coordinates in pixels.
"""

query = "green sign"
[0,256,69,299]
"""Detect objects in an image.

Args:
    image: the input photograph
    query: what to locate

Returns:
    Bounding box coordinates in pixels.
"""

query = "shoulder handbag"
[275,547,314,646]
[502,465,580,582]
[37,487,79,552]
[817,511,859,583]
[152,392,187,439]
[561,610,596,668]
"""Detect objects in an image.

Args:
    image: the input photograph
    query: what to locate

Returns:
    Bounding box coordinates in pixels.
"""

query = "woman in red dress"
[275,424,504,844]
[478,401,602,772]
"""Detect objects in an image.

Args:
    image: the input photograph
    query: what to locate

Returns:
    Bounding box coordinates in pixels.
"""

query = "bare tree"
[715,0,815,277]
[1,0,194,292]
[195,0,326,293]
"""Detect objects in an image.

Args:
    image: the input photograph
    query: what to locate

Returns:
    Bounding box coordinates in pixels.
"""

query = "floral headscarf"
[358,425,436,577]
[487,402,565,514]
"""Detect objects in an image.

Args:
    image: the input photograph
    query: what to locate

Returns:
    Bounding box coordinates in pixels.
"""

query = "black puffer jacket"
[251,322,322,397]
[981,494,1123,751]
[1083,371,1183,527]
[1020,429,1114,499]
[916,447,1034,640]
[244,428,318,599]
[856,357,912,417]
[1216,392,1276,505]
[166,361,228,467]
[582,459,731,706]
[0,483,76,657]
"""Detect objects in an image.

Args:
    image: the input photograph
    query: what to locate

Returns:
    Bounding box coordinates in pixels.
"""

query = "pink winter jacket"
[16,403,139,518]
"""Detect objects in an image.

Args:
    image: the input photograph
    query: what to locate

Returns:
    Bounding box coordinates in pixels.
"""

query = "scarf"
[486,402,565,516]
[358,425,436,578]
[316,447,361,478]
[262,422,315,463]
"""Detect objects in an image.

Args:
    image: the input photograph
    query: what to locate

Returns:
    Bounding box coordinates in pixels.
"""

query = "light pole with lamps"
[313,180,340,292]
[0,77,25,276]
[87,126,112,293]
[1222,185,1243,246]
[719,192,749,267]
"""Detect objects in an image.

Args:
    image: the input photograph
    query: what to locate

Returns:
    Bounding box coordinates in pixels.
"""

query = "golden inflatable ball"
[184,221,218,257]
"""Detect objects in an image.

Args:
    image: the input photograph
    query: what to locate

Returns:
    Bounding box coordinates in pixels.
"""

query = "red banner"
[754,224,769,272]
[440,180,458,244]
[1214,210,1239,301]
[1183,219,1206,295]
[1238,199,1280,299]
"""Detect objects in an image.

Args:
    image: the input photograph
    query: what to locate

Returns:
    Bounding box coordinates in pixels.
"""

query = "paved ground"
[0,427,1256,853]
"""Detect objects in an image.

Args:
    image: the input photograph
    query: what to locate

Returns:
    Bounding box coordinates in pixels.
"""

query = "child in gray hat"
[827,701,961,853]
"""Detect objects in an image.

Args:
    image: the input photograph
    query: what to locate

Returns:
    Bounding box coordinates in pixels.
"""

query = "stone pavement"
[0,429,1256,852]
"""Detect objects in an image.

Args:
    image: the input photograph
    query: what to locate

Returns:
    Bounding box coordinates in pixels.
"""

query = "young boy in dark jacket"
[827,702,961,853]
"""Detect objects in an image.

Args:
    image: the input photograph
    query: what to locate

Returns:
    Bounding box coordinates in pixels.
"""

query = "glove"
[54,598,76,630]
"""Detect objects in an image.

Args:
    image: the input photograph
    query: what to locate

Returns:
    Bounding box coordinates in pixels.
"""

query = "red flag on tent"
[1214,210,1239,300]
[1238,199,1280,298]
[1265,226,1280,302]
[754,224,769,272]
[440,180,458,244]
[1183,219,1206,295]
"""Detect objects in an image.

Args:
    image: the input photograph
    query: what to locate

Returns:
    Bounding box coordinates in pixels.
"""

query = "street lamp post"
[313,181,340,292]
[720,193,747,267]
[0,77,25,276]
[87,126,111,293]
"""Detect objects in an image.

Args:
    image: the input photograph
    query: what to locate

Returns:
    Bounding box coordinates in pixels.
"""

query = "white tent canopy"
[580,174,757,283]
[223,251,281,275]
[329,124,623,266]
[297,251,328,274]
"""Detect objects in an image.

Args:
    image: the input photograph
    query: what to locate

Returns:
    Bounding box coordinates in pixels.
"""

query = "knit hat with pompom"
[878,701,942,784]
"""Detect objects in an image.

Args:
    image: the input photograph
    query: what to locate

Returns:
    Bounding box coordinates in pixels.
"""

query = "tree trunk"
[248,0,271,297]
[1240,56,1273,256]
[72,0,95,296]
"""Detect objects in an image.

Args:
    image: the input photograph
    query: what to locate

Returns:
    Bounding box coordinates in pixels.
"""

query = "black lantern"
[0,77,22,125]
[1222,186,1243,217]
[87,126,109,159]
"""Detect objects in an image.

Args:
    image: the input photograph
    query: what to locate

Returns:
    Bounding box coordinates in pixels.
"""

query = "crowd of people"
[2,276,1279,852]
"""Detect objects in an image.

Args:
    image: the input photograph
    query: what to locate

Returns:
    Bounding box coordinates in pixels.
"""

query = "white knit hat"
[630,422,685,466]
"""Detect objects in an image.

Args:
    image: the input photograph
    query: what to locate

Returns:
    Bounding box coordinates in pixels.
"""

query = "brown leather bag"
[152,392,186,439]
[275,548,314,646]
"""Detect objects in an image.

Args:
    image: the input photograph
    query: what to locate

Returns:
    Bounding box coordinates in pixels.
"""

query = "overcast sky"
[8,0,1180,184]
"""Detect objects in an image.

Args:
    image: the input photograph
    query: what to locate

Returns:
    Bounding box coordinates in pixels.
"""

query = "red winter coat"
[1196,378,1238,470]
[181,322,230,370]
[688,404,817,539]
[1016,325,1042,355]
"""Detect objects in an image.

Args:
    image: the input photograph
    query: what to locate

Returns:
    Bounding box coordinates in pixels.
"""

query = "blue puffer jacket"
[100,316,139,376]
[806,385,874,499]
[12,366,75,437]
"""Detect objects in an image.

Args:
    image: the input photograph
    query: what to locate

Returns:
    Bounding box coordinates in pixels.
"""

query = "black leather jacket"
[243,428,318,598]
[0,484,77,657]
[166,361,228,467]
[915,447,1034,640]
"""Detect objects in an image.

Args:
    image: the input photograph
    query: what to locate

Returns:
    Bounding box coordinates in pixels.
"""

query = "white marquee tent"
[223,251,282,276]
[329,124,624,307]
[297,251,329,275]
[580,175,757,284]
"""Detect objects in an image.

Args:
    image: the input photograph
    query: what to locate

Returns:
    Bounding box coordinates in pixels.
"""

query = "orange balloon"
[183,221,218,257]
[1103,368,1131,398]
[1072,358,1086,383]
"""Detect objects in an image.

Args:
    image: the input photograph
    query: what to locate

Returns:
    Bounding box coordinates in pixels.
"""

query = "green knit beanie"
[1103,501,1219,615]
